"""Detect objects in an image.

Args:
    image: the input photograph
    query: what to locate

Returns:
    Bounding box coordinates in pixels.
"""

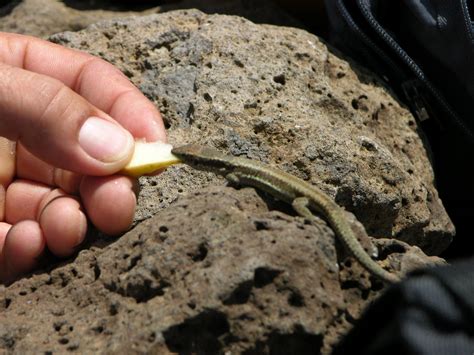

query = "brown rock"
[0,187,443,353]
[47,9,453,253]
[0,0,303,38]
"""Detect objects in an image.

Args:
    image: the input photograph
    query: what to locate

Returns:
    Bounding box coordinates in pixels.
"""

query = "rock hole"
[186,103,195,124]
[223,280,253,305]
[340,280,359,290]
[254,220,269,231]
[243,326,323,355]
[378,243,407,259]
[148,332,156,343]
[53,322,63,332]
[203,93,213,102]
[67,344,79,351]
[4,298,12,309]
[254,267,282,288]
[351,99,359,110]
[92,325,104,334]
[273,74,286,85]
[163,309,230,354]
[159,225,169,233]
[189,243,208,262]
[109,302,119,316]
[288,290,305,307]
[127,255,141,271]
[58,338,69,345]
[234,59,244,68]
[105,278,172,303]
[92,262,101,280]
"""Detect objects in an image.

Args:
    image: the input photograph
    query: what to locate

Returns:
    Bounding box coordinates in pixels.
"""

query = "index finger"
[0,32,165,142]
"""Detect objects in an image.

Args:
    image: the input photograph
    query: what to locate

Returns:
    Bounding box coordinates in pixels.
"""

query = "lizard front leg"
[225,172,241,186]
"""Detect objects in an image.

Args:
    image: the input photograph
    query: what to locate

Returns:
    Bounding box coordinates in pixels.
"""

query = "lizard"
[171,144,401,284]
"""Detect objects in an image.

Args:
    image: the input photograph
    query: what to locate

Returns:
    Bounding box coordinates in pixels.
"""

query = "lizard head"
[171,144,234,175]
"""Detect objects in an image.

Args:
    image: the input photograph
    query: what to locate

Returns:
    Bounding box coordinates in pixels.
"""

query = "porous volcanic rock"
[0,0,303,38]
[49,9,453,253]
[0,187,443,353]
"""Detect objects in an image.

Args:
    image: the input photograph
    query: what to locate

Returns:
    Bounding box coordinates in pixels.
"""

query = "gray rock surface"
[0,8,454,354]
[49,9,453,253]
[0,187,443,354]
[0,0,303,38]
[0,0,162,38]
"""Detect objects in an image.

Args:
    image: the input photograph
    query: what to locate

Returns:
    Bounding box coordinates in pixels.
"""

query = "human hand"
[0,32,166,283]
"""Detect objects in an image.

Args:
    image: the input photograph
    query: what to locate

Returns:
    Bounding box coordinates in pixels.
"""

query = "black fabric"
[325,0,474,141]
[332,258,474,355]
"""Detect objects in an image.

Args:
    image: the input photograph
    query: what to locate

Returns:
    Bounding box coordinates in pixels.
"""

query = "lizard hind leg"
[292,197,316,220]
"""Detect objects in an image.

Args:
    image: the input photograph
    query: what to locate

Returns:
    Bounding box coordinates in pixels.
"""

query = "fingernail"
[79,117,133,163]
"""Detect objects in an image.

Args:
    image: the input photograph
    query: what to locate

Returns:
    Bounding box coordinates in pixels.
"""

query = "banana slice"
[120,140,181,177]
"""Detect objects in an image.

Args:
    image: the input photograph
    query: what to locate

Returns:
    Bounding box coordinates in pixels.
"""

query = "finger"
[39,196,87,257]
[0,137,15,187]
[0,185,5,221]
[4,180,51,225]
[0,138,14,221]
[0,220,45,283]
[0,221,10,281]
[0,32,165,142]
[0,62,135,176]
[16,142,82,194]
[80,175,138,236]
[0,222,11,254]
[4,182,87,258]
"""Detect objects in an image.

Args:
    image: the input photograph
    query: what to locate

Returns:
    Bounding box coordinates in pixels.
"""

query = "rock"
[0,187,444,353]
[0,0,303,38]
[49,9,454,254]
[0,8,453,354]
[0,0,164,38]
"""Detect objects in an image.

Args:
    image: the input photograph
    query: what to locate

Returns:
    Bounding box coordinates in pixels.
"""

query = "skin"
[0,32,166,283]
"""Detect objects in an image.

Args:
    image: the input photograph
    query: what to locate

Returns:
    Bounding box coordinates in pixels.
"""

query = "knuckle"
[37,80,76,130]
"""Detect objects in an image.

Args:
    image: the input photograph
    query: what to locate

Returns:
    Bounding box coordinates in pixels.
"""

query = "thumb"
[0,63,134,176]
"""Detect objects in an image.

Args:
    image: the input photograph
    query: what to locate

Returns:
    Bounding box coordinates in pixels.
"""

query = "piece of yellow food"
[120,141,181,177]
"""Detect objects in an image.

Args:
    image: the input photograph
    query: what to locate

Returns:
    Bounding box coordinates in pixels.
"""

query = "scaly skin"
[172,144,400,283]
